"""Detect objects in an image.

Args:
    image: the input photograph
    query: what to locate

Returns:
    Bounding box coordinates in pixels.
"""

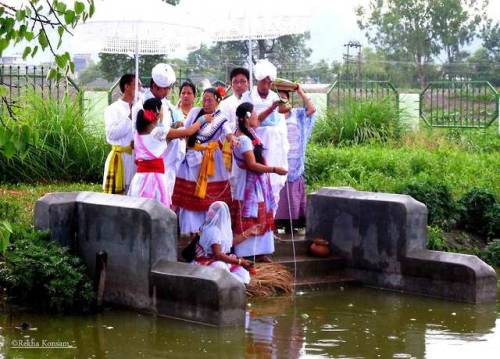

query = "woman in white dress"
[232,102,288,262]
[194,201,253,284]
[172,87,235,235]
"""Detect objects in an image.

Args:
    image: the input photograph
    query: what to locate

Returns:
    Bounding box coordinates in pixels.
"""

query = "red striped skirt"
[231,200,275,236]
[172,177,232,211]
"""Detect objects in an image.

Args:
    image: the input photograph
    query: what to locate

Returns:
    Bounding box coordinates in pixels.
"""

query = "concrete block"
[306,187,497,303]
[151,260,246,326]
[34,192,177,310]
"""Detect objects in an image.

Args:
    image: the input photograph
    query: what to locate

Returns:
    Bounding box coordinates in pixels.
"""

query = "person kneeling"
[194,201,253,284]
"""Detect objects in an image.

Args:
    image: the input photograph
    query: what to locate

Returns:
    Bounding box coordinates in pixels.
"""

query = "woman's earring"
[246,111,251,118]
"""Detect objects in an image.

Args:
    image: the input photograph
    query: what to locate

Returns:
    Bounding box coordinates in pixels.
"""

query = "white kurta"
[219,94,243,132]
[242,88,289,209]
[142,90,186,201]
[103,99,135,189]
[219,94,244,197]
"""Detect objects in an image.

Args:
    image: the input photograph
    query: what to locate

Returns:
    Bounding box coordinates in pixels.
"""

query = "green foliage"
[0,200,20,255]
[187,34,312,81]
[306,129,500,196]
[480,239,500,267]
[311,99,403,146]
[427,225,448,251]
[356,0,488,87]
[0,1,95,77]
[98,53,167,82]
[0,92,107,183]
[458,188,499,238]
[0,225,95,313]
[401,181,457,228]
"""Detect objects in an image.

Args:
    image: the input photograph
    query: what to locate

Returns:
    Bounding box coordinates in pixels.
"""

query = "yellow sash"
[193,142,219,199]
[222,139,232,172]
[103,145,132,194]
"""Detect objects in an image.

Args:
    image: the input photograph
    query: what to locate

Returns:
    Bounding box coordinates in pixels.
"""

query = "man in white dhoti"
[242,59,289,211]
[102,73,140,194]
[142,63,186,203]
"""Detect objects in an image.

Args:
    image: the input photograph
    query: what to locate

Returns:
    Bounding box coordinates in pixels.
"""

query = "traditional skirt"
[275,177,307,220]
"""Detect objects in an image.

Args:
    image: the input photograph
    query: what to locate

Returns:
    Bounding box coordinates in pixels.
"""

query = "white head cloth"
[199,201,233,253]
[151,63,176,88]
[254,59,277,82]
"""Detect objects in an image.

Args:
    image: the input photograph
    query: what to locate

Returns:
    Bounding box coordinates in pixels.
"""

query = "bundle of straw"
[246,263,293,298]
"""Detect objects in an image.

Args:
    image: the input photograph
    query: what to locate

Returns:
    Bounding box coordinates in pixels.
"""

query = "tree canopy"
[356,0,488,87]
[0,0,95,78]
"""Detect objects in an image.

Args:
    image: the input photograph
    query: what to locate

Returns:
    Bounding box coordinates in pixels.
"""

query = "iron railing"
[420,81,499,128]
[0,65,81,116]
[327,79,399,113]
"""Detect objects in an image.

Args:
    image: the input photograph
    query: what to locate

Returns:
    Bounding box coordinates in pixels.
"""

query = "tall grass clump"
[312,98,404,145]
[0,91,108,183]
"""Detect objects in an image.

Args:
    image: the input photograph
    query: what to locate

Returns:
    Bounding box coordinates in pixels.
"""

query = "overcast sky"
[3,0,500,64]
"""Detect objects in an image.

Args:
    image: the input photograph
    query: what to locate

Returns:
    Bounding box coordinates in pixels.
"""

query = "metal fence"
[0,65,81,116]
[420,81,499,128]
[327,79,399,114]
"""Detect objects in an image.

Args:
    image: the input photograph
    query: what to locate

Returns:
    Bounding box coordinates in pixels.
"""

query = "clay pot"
[309,238,331,258]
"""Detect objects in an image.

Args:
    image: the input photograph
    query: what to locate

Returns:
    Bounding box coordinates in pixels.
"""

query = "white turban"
[254,59,277,81]
[151,63,176,88]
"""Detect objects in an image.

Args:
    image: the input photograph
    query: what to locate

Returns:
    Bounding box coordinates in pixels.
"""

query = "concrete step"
[293,272,359,291]
[274,255,346,279]
[274,237,310,257]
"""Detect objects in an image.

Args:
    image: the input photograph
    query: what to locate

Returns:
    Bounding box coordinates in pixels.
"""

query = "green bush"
[427,225,449,251]
[311,98,404,146]
[0,200,20,222]
[0,92,108,183]
[480,239,500,267]
[401,181,457,228]
[458,188,499,238]
[0,224,95,313]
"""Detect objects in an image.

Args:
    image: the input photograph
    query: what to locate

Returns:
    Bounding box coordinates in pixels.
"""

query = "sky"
[2,0,500,65]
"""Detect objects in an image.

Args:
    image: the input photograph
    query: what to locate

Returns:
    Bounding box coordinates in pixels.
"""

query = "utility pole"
[343,41,362,81]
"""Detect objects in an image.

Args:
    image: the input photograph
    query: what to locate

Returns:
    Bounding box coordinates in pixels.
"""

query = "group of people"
[102,59,316,284]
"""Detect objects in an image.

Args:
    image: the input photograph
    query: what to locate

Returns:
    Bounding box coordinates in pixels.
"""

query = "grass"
[312,98,404,146]
[0,92,108,183]
[0,182,100,226]
[305,129,500,198]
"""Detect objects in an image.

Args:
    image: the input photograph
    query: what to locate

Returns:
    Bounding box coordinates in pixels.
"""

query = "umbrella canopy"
[73,0,205,99]
[180,0,312,84]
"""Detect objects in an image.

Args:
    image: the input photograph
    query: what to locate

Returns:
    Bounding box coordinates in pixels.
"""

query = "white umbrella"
[73,0,205,100]
[180,0,312,85]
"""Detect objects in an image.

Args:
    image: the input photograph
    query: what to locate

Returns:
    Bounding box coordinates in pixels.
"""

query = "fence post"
[399,93,420,131]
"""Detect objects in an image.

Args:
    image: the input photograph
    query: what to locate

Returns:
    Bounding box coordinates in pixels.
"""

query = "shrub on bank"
[0,199,95,313]
[304,143,500,197]
[0,92,107,183]
[480,239,500,267]
[401,181,456,229]
[458,188,499,239]
[312,98,404,145]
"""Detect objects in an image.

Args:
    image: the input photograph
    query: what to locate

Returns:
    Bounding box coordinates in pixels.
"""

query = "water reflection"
[0,284,498,358]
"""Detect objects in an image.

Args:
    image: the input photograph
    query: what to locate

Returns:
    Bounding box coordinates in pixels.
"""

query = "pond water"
[1,271,499,358]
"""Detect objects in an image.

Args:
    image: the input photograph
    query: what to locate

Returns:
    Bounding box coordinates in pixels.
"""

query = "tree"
[98,53,167,82]
[481,20,500,60]
[77,60,100,86]
[186,34,312,81]
[356,0,487,88]
[431,0,487,64]
[0,0,95,78]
